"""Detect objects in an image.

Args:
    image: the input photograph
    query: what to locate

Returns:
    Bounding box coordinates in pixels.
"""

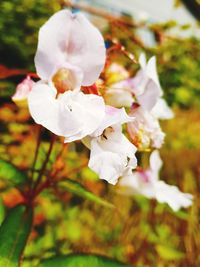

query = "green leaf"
[0,197,5,226]
[156,245,185,260]
[40,254,130,267]
[59,179,114,209]
[0,204,33,267]
[0,159,27,185]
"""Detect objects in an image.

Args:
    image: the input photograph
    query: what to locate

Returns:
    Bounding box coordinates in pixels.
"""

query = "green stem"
[31,134,56,197]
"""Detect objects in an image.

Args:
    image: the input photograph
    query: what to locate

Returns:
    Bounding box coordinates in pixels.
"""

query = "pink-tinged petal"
[155,181,193,211]
[146,56,162,96]
[137,79,162,111]
[92,106,134,137]
[151,98,174,120]
[35,10,105,85]
[35,10,72,80]
[119,171,156,198]
[66,12,106,86]
[12,76,34,101]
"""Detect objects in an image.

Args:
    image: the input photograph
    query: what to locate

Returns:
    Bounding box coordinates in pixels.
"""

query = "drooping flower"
[12,76,34,102]
[127,105,165,149]
[119,150,193,211]
[28,10,106,140]
[80,106,137,185]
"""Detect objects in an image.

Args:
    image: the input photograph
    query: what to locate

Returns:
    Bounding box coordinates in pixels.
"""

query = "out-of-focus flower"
[81,106,137,185]
[105,54,162,110]
[28,10,106,139]
[12,76,34,102]
[130,53,162,111]
[127,105,165,149]
[119,150,193,211]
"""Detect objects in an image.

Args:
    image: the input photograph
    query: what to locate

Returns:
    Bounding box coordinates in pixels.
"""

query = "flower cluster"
[12,10,192,211]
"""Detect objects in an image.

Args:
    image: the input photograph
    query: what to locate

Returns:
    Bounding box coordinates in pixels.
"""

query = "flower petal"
[92,106,134,137]
[35,10,105,85]
[151,98,174,120]
[88,139,126,185]
[88,127,137,185]
[64,92,105,142]
[149,150,163,175]
[28,82,105,139]
[155,181,193,211]
[12,76,34,102]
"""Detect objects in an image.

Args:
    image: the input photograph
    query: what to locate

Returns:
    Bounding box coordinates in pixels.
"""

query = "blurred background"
[0,0,200,266]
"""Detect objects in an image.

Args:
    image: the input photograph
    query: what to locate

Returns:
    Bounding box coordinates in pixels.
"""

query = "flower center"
[52,68,76,94]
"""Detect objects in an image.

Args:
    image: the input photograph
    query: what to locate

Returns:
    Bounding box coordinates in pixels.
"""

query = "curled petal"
[88,128,137,185]
[89,139,126,185]
[35,10,105,85]
[28,82,105,139]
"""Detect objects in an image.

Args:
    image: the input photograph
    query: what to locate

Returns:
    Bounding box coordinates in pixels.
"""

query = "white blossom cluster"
[12,10,192,211]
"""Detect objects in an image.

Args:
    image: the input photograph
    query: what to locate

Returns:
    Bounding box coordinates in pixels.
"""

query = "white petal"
[155,181,193,211]
[151,98,174,120]
[105,80,133,108]
[88,138,126,185]
[92,106,134,137]
[146,56,162,96]
[88,127,137,185]
[149,150,163,175]
[64,92,105,142]
[35,10,105,85]
[138,53,146,69]
[28,83,105,139]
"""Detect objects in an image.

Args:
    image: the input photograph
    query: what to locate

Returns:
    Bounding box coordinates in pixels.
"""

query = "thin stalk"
[32,134,56,195]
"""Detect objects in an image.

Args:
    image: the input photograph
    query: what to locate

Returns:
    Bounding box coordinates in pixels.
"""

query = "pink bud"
[12,76,34,101]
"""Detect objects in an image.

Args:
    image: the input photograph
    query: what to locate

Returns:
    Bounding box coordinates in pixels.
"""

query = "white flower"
[27,10,106,139]
[127,105,165,149]
[119,150,193,211]
[81,106,137,185]
[29,82,105,139]
[105,53,162,110]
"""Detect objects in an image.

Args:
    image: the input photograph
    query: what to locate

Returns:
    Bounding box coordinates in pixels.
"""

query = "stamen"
[52,68,76,94]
